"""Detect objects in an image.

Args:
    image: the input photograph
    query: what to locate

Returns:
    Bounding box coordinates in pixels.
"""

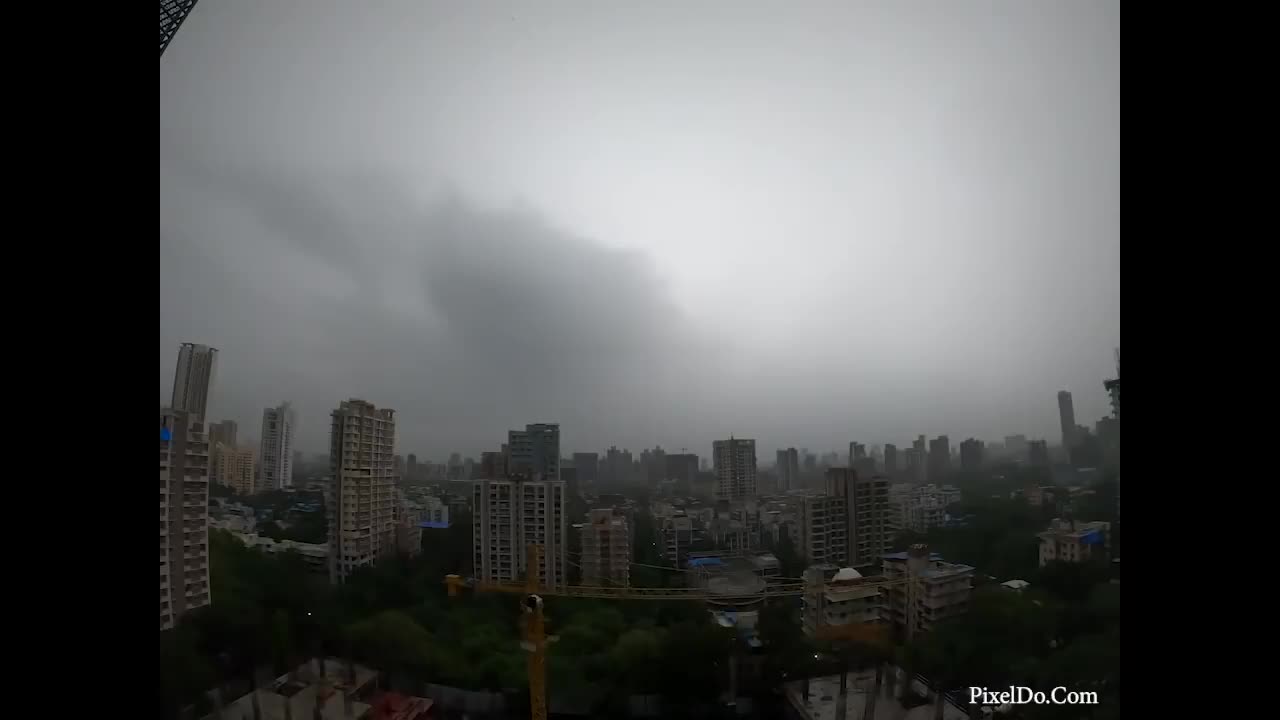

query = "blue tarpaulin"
[1081,530,1105,545]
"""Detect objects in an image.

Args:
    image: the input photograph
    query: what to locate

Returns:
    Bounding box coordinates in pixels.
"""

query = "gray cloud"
[161,1,1119,458]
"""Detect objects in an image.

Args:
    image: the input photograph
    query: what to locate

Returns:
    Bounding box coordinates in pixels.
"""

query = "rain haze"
[160,0,1119,457]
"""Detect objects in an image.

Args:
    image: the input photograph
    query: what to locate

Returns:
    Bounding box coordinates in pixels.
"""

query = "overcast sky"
[160,1,1119,459]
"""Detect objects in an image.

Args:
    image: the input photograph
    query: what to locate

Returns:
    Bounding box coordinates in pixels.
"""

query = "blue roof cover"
[689,557,725,568]
[419,521,450,529]
[160,427,172,442]
[1081,530,1105,545]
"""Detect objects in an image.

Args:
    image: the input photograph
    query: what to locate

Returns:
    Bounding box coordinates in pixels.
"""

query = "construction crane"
[161,0,201,57]
[445,546,913,720]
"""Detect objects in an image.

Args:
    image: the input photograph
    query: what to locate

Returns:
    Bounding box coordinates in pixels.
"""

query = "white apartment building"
[581,508,630,586]
[882,545,974,637]
[171,343,217,422]
[473,478,568,590]
[802,566,884,637]
[714,437,758,501]
[1038,518,1110,567]
[326,399,398,584]
[421,496,450,526]
[260,402,296,491]
[215,445,256,495]
[160,408,212,630]
[891,484,962,533]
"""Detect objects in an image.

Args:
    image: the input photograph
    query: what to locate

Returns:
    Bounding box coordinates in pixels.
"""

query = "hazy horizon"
[161,1,1119,458]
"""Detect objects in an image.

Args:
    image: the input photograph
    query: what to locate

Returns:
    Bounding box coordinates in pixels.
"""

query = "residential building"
[260,402,296,491]
[827,468,892,568]
[215,445,256,495]
[171,342,217,422]
[1028,440,1050,467]
[1038,518,1110,567]
[660,514,695,566]
[234,532,329,575]
[927,436,950,480]
[775,448,799,492]
[574,451,599,488]
[479,450,507,479]
[891,484,962,533]
[473,477,568,589]
[160,408,211,630]
[800,492,847,566]
[208,419,238,449]
[1058,390,1077,450]
[420,496,450,526]
[405,453,417,481]
[326,399,399,584]
[882,545,974,637]
[959,438,984,471]
[508,423,560,481]
[801,565,884,637]
[394,489,423,557]
[581,508,631,586]
[883,444,898,476]
[1004,434,1028,459]
[666,452,700,489]
[714,437,758,501]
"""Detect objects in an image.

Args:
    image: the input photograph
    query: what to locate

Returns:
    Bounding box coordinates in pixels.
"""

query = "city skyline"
[161,1,1118,458]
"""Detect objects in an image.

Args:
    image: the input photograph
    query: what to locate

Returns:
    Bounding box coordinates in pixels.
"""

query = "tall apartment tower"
[826,468,892,569]
[713,437,757,501]
[574,452,599,488]
[260,402,296,491]
[959,439,985,472]
[1058,391,1077,449]
[215,445,256,495]
[775,447,799,492]
[508,423,561,481]
[800,491,848,566]
[327,399,398,584]
[581,508,631,586]
[883,444,898,476]
[171,343,218,422]
[160,408,212,630]
[473,478,568,589]
[927,436,951,480]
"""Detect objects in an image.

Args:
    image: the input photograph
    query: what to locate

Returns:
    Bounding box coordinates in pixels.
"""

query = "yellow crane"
[445,545,913,720]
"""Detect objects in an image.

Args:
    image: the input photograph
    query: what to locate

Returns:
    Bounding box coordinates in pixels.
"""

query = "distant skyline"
[161,1,1118,456]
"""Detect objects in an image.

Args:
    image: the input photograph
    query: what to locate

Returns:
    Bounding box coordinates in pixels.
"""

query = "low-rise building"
[882,545,974,636]
[890,484,961,533]
[1038,518,1110,567]
[233,532,330,575]
[802,565,884,637]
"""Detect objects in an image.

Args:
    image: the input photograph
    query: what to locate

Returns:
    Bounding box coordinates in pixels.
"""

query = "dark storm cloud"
[160,163,725,455]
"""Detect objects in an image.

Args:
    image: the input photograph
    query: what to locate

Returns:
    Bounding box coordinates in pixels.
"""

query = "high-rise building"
[508,424,560,481]
[581,508,630,586]
[259,402,296,491]
[406,453,417,481]
[208,420,238,449]
[848,442,867,466]
[883,444,898,476]
[1004,435,1028,459]
[775,448,799,492]
[160,408,211,630]
[826,468,892,568]
[215,445,256,496]
[327,399,398,584]
[800,492,848,566]
[171,343,218,422]
[927,436,950,480]
[713,437,757,501]
[959,439,985,471]
[574,452,599,488]
[1028,440,1050,467]
[665,453,696,486]
[478,450,507,479]
[1058,391,1077,450]
[473,477,567,589]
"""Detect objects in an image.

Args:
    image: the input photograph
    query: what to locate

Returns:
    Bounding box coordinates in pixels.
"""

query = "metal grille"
[160,0,200,57]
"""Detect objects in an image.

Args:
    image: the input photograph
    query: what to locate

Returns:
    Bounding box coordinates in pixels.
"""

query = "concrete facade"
[160,408,211,630]
[327,399,398,584]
